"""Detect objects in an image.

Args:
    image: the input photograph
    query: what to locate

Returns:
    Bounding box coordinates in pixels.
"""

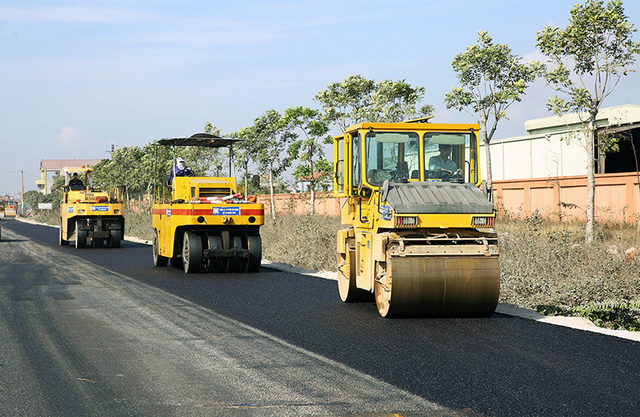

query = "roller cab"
[334,120,500,317]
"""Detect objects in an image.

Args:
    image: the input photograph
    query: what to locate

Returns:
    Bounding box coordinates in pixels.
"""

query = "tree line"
[87,76,436,219]
[25,0,639,241]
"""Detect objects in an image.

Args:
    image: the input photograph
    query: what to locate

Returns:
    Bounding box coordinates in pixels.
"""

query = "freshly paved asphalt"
[2,218,639,416]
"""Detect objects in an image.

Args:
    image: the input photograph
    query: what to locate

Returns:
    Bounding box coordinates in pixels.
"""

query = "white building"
[36,159,103,194]
[480,104,640,181]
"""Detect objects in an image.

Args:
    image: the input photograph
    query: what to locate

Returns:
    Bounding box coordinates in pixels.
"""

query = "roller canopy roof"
[157,133,245,148]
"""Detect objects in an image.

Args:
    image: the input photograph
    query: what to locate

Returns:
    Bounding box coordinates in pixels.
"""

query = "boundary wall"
[256,173,640,223]
[492,172,640,223]
[256,192,342,217]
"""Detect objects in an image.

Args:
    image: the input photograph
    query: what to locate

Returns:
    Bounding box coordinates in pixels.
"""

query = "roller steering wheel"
[436,168,462,182]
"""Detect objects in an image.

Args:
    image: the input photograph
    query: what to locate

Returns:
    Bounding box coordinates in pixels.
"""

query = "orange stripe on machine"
[152,207,263,217]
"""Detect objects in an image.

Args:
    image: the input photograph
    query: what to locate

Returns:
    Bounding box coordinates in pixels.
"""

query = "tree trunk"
[309,156,315,214]
[310,185,315,214]
[585,113,597,243]
[269,165,276,221]
[481,119,494,197]
[243,164,248,199]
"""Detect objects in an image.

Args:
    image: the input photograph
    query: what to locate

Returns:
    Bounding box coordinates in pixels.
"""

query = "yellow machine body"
[58,167,125,248]
[150,134,264,274]
[333,121,500,317]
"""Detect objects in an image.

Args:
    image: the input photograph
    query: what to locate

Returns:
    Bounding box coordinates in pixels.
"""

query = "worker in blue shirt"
[171,157,194,179]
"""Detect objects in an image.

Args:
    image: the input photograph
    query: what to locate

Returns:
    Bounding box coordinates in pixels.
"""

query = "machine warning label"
[91,206,110,212]
[380,205,392,221]
[212,207,241,216]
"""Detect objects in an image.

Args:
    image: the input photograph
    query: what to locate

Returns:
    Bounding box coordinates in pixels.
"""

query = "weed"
[573,300,640,331]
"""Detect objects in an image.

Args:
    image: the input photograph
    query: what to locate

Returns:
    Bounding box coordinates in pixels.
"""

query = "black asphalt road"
[2,219,639,417]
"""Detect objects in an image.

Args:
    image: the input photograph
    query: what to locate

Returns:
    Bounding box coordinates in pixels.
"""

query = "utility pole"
[108,144,118,159]
[20,169,24,215]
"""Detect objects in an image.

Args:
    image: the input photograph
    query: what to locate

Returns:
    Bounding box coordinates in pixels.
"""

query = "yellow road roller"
[333,119,499,317]
[151,134,264,274]
[59,166,125,248]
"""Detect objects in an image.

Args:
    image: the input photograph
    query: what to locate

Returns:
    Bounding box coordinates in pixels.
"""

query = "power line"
[0,170,38,177]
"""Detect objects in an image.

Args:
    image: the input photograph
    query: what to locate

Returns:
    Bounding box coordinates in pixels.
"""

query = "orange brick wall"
[492,172,640,223]
[240,173,640,224]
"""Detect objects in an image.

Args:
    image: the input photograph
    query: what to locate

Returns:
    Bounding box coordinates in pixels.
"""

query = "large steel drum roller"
[374,253,500,318]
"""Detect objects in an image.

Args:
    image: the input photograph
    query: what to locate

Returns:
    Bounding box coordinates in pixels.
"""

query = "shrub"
[260,213,341,272]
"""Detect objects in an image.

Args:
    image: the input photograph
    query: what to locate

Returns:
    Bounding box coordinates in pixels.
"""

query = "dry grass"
[35,209,640,329]
[498,212,640,329]
[261,211,640,330]
[125,210,153,241]
[260,214,341,272]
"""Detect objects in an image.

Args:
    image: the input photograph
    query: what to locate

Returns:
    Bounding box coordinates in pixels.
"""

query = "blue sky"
[1,0,639,196]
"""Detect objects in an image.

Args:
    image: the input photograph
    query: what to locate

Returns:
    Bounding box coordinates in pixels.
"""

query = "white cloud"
[0,5,152,23]
[522,50,547,64]
[57,126,87,148]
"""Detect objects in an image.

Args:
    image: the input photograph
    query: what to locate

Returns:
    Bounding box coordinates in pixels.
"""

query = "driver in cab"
[68,172,85,189]
[428,144,458,174]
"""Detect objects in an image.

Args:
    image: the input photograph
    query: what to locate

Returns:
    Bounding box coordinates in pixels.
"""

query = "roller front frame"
[152,201,264,273]
[338,228,500,317]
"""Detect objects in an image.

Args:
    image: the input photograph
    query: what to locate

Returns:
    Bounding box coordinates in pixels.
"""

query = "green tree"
[372,79,434,123]
[315,75,433,132]
[23,189,57,214]
[229,126,258,197]
[251,109,297,220]
[92,147,146,206]
[445,30,543,193]
[198,122,227,176]
[145,142,172,203]
[536,0,640,242]
[314,75,375,132]
[284,106,332,213]
[293,158,333,189]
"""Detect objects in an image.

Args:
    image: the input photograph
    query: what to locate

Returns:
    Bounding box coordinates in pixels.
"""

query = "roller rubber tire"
[183,231,203,273]
[109,229,122,248]
[152,229,168,267]
[205,234,226,273]
[75,220,87,249]
[245,234,262,272]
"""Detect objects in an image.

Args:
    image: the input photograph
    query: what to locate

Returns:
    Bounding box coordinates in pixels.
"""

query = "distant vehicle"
[151,133,264,273]
[4,205,17,217]
[58,166,125,248]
